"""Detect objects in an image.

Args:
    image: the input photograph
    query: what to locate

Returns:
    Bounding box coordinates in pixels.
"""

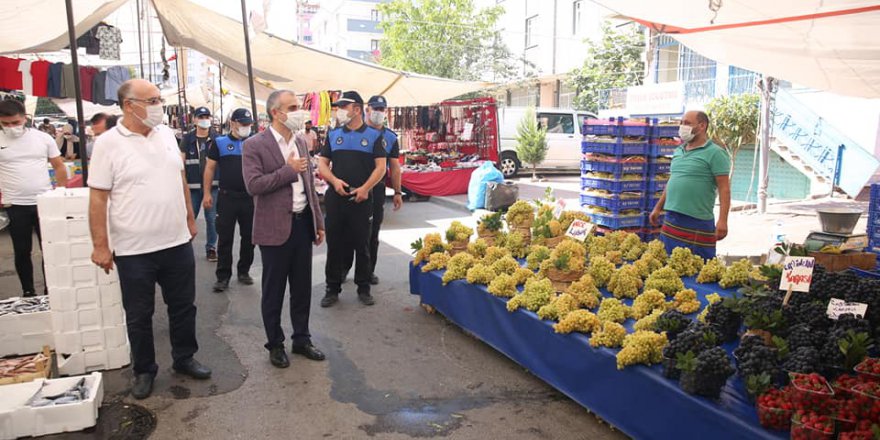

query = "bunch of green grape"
[673,288,702,314]
[616,331,669,369]
[696,257,726,284]
[588,236,611,259]
[668,247,705,277]
[481,246,511,266]
[422,252,450,272]
[414,233,447,265]
[505,231,529,259]
[608,264,644,299]
[621,233,646,261]
[488,273,517,298]
[491,256,520,276]
[566,274,601,309]
[466,263,496,285]
[467,239,489,259]
[589,321,628,348]
[442,253,476,285]
[644,266,685,297]
[598,297,631,323]
[606,230,629,250]
[526,245,551,271]
[645,239,668,264]
[633,254,664,279]
[719,258,751,288]
[605,250,624,265]
[632,289,668,319]
[588,256,616,288]
[634,308,666,331]
[506,278,554,312]
[512,267,536,286]
[553,310,601,334]
[537,293,579,321]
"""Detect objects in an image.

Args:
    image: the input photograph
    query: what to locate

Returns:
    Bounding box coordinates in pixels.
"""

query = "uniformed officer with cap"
[318,91,387,307]
[203,108,256,292]
[179,106,220,262]
[342,95,402,285]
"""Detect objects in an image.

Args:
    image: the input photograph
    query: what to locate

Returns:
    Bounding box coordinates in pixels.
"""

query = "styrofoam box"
[42,241,93,266]
[40,217,90,244]
[54,325,128,354]
[51,308,103,334]
[58,346,130,376]
[0,309,53,357]
[98,284,122,307]
[45,265,97,290]
[48,286,100,312]
[101,302,125,327]
[35,188,89,220]
[0,372,104,439]
[0,332,54,358]
[96,268,120,286]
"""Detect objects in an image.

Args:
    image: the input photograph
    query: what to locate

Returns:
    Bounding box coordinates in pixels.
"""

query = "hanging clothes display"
[95,24,123,60]
[17,60,33,96]
[104,66,130,103]
[47,62,64,98]
[30,60,50,97]
[61,63,76,98]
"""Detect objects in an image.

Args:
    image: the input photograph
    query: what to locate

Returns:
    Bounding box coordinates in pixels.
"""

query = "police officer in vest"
[318,91,387,307]
[203,108,256,292]
[179,106,220,262]
[342,95,403,285]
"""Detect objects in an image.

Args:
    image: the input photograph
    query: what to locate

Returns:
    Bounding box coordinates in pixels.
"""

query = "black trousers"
[343,185,384,276]
[215,189,254,282]
[324,191,373,294]
[114,242,198,375]
[260,208,314,350]
[6,205,43,294]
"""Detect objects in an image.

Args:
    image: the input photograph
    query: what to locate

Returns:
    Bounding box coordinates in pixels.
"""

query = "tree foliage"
[515,107,548,179]
[567,23,645,113]
[705,93,760,171]
[377,0,524,81]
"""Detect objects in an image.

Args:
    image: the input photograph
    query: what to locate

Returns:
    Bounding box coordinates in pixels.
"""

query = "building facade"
[310,0,388,63]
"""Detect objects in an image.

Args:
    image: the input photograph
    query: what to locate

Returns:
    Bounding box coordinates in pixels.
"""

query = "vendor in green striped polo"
[649,110,731,260]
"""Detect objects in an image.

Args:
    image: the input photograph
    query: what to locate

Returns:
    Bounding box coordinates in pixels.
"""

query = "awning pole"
[174,47,186,130]
[757,75,773,214]
[136,0,145,78]
[64,0,88,184]
[218,62,224,124]
[240,0,259,132]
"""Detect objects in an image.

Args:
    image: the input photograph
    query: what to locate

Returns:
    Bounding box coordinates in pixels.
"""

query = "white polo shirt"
[0,128,60,205]
[88,120,190,256]
[270,127,308,213]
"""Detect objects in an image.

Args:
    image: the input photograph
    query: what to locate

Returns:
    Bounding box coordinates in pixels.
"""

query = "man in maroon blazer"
[242,89,326,368]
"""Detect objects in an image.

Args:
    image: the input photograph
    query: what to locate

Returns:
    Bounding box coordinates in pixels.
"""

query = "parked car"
[496,107,597,177]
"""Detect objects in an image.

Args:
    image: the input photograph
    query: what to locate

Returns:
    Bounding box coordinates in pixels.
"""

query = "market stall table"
[408,263,787,440]
[400,167,477,197]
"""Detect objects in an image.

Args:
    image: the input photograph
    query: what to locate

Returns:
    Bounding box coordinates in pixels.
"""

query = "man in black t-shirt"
[317,91,387,307]
[203,108,256,292]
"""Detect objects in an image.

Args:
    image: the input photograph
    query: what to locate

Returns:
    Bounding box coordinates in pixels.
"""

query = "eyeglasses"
[128,97,166,106]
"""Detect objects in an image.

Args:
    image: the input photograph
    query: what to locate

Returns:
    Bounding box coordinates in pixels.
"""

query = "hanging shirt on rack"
[0,57,23,90]
[80,67,98,103]
[61,64,76,98]
[95,25,123,60]
[47,63,64,98]
[17,60,33,96]
[30,61,50,97]
[104,66,130,103]
[91,70,111,105]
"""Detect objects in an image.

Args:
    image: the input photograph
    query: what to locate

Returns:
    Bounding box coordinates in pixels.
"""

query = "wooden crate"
[0,346,52,386]
[809,251,878,272]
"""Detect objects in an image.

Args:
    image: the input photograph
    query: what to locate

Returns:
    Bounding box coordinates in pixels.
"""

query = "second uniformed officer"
[203,108,256,292]
[318,91,387,307]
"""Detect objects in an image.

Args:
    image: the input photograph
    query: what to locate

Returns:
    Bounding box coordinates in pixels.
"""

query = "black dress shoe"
[238,273,254,285]
[173,358,212,380]
[358,292,376,306]
[369,274,379,285]
[131,373,155,399]
[269,347,289,368]
[213,279,229,292]
[320,293,339,308]
[291,343,325,361]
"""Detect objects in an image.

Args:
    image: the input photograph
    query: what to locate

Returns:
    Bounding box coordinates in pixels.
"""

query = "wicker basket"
[477,232,498,247]
[544,235,566,248]
[547,268,584,293]
[449,240,469,256]
[511,226,532,246]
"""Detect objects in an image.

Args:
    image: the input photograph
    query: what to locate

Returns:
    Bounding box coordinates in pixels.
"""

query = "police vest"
[215,136,244,158]
[327,126,384,154]
[380,128,398,157]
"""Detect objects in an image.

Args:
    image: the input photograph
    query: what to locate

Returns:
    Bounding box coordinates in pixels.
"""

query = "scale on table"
[803,208,867,252]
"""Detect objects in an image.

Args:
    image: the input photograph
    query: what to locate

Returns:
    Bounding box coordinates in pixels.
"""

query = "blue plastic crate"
[650,124,680,138]
[648,180,668,193]
[580,194,646,213]
[648,162,671,174]
[589,212,646,229]
[581,159,647,175]
[581,175,647,193]
[582,140,649,156]
[649,143,678,157]
[583,118,650,137]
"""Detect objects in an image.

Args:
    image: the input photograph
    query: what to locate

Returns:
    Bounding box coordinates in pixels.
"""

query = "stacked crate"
[868,184,880,267]
[36,188,130,376]
[643,120,680,240]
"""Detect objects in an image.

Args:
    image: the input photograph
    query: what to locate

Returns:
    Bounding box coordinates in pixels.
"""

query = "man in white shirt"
[0,100,68,297]
[88,79,211,400]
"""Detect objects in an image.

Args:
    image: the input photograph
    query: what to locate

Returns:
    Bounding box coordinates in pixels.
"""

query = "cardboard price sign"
[552,199,567,219]
[779,257,815,293]
[826,298,869,320]
[565,219,594,242]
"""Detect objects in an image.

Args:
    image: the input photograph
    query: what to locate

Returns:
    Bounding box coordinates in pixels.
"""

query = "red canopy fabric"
[400,168,476,197]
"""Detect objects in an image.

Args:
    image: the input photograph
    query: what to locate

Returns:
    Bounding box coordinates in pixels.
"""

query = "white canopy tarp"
[0,0,129,54]
[592,0,880,98]
[151,0,491,106]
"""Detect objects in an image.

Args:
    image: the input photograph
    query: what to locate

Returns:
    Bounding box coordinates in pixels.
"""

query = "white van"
[497,107,597,177]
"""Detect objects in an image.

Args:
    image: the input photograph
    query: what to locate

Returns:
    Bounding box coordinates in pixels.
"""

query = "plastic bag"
[467,162,504,211]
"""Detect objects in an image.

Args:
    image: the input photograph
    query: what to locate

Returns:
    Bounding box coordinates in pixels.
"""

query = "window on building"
[572,1,582,34]
[371,39,380,51]
[525,15,537,48]
[371,9,379,21]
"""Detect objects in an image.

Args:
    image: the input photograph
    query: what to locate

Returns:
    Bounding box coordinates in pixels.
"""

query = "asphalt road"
[0,199,626,440]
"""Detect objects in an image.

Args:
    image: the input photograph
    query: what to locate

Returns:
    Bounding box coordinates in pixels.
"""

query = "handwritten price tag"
[826,298,868,320]
[565,219,594,242]
[553,199,567,219]
[779,256,815,293]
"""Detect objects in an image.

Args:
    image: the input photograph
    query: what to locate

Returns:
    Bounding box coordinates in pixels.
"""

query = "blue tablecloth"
[409,263,787,440]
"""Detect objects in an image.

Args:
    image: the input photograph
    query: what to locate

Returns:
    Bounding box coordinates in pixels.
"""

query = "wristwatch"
[394,191,403,195]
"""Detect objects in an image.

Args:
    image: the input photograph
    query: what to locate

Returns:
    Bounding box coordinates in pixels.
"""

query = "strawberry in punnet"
[756,388,793,430]
[840,432,874,440]
[854,357,880,379]
[792,410,833,439]
[830,398,860,431]
[791,373,833,393]
[833,374,862,397]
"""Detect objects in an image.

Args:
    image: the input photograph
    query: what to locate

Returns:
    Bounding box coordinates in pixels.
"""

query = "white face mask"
[197,119,211,129]
[133,103,164,128]
[236,126,251,138]
[3,125,25,138]
[678,124,695,142]
[368,110,386,126]
[283,110,309,132]
[336,109,352,126]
